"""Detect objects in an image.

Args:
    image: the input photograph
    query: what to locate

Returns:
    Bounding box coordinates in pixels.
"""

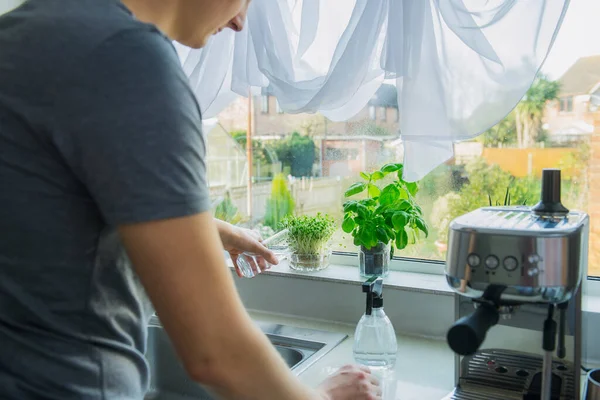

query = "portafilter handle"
[447,302,500,356]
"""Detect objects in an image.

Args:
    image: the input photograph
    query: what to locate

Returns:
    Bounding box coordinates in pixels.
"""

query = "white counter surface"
[249,310,456,400]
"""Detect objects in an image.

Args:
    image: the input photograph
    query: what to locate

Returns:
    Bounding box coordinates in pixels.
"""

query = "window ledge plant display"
[280,213,336,272]
[342,163,429,277]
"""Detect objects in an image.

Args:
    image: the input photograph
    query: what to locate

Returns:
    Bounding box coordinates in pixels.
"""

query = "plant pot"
[289,249,332,272]
[359,242,391,278]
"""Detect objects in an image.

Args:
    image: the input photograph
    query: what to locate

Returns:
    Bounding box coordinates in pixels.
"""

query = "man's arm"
[119,212,319,399]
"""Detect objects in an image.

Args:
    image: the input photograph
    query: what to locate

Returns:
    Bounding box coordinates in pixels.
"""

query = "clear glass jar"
[289,249,331,272]
[359,242,391,278]
[236,229,289,278]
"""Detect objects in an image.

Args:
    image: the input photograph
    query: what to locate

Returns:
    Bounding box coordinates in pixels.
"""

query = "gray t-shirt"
[0,0,210,398]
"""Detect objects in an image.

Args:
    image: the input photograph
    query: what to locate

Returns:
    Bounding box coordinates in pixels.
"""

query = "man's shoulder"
[0,0,169,60]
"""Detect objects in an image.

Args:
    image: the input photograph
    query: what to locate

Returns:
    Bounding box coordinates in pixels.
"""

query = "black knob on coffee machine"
[532,169,569,216]
[447,303,499,356]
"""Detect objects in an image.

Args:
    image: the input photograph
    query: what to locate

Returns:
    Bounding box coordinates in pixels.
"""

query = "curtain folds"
[177,0,569,180]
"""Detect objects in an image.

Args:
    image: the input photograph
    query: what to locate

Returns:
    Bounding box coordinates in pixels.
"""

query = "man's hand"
[317,365,382,400]
[215,219,279,277]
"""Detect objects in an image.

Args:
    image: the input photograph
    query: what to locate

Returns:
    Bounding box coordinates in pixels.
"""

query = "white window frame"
[368,105,376,120]
[261,95,270,114]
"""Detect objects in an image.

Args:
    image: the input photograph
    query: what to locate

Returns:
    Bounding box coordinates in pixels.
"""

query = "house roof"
[368,84,398,108]
[559,55,600,96]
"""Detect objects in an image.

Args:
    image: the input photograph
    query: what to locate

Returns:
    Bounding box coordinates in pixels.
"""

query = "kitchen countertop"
[248,310,456,400]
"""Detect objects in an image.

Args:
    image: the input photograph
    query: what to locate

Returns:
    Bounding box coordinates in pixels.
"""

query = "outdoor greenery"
[213,191,242,224]
[272,132,316,177]
[480,75,560,148]
[264,173,295,230]
[281,213,336,255]
[430,159,540,244]
[342,163,429,251]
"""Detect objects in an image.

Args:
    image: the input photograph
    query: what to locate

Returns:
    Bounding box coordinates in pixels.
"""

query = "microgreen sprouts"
[281,213,336,255]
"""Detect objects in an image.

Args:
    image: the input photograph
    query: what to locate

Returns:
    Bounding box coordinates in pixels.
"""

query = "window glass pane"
[208,2,598,277]
[261,95,269,113]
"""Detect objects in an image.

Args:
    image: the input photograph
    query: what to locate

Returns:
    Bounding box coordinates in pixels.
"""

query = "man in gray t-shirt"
[0,0,381,399]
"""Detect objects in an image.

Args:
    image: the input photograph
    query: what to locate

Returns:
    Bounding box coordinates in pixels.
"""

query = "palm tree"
[515,75,560,148]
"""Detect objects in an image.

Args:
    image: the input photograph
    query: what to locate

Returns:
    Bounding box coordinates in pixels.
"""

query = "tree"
[264,173,295,230]
[271,132,316,177]
[515,75,560,148]
[479,111,517,147]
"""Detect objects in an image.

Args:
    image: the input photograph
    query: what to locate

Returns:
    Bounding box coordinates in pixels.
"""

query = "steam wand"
[541,304,557,400]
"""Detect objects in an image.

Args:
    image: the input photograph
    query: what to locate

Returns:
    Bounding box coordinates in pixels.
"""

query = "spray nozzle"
[362,276,384,315]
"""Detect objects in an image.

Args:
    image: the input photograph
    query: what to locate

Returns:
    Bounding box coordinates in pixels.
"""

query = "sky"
[542,0,600,79]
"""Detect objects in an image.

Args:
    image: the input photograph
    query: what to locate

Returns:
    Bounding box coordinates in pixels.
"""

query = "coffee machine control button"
[467,254,481,267]
[528,254,542,264]
[485,255,499,270]
[528,267,540,277]
[503,256,518,271]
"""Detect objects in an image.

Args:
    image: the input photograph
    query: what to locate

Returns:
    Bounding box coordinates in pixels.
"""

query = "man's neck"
[121,0,177,39]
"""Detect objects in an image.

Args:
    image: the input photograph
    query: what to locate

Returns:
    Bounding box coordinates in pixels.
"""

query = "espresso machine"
[443,169,589,400]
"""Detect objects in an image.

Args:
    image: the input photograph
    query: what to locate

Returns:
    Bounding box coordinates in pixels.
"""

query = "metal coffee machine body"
[443,169,589,400]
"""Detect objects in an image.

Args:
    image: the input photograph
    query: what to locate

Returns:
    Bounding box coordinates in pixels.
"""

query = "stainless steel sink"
[145,316,347,400]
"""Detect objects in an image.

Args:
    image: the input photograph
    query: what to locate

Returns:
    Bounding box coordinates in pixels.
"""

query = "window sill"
[238,260,454,296]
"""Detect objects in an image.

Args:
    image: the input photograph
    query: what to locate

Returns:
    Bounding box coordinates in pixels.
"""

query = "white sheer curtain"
[180,0,569,181]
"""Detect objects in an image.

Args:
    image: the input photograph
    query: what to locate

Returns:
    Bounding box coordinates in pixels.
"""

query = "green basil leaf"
[381,163,400,174]
[360,172,370,180]
[375,227,389,244]
[371,171,385,181]
[344,182,366,197]
[342,217,355,233]
[392,211,409,230]
[343,200,358,213]
[396,166,404,180]
[395,229,408,250]
[415,217,429,237]
[379,185,400,205]
[405,182,418,196]
[368,183,381,197]
[395,199,412,211]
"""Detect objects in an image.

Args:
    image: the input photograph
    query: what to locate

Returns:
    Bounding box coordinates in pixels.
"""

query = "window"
[261,95,269,114]
[276,99,283,114]
[368,105,376,120]
[208,1,598,278]
[379,107,386,121]
[559,97,573,112]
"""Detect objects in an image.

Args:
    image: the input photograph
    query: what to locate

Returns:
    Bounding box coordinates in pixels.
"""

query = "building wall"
[321,139,384,177]
[253,96,399,136]
[218,97,249,133]
[545,95,594,137]
[587,114,600,275]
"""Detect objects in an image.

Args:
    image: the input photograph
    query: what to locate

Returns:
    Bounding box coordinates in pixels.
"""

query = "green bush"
[214,192,242,224]
[271,132,316,177]
[434,159,540,243]
[264,173,295,230]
